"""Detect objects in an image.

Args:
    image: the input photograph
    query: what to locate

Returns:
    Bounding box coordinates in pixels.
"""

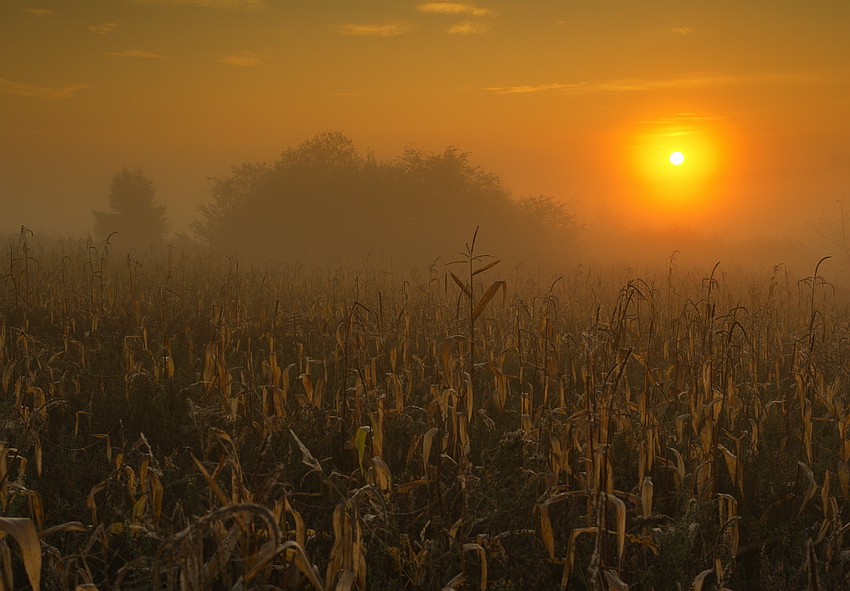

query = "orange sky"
[2,0,849,244]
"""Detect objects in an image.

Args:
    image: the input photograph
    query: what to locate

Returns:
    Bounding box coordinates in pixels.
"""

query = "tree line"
[93,131,580,265]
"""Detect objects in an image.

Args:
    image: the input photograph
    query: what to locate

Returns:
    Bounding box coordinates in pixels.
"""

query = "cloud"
[417,2,491,17]
[0,78,88,99]
[448,22,488,34]
[477,82,577,94]
[89,22,119,34]
[637,113,728,137]
[24,8,57,17]
[131,0,263,9]
[596,72,812,92]
[670,27,692,35]
[105,50,166,58]
[337,23,409,36]
[476,71,817,95]
[643,112,725,125]
[218,51,265,66]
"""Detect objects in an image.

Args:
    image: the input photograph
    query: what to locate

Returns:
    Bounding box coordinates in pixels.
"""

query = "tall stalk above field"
[448,227,506,372]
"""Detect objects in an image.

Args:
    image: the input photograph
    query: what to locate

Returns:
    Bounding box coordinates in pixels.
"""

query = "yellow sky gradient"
[1,0,849,247]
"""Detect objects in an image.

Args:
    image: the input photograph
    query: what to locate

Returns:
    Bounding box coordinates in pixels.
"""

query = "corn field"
[2,230,850,590]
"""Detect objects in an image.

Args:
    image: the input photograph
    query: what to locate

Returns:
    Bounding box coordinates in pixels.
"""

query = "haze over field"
[2,0,849,267]
[6,4,850,588]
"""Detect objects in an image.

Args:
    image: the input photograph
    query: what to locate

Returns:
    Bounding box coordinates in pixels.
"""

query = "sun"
[622,116,728,219]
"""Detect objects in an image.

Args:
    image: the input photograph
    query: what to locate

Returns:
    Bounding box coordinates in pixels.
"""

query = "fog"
[5,130,847,286]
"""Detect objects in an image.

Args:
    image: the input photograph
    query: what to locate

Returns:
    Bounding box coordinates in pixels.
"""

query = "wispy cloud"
[477,82,576,94]
[218,51,265,66]
[105,50,166,58]
[448,21,488,34]
[418,2,493,35]
[417,2,491,17]
[24,8,57,17]
[476,71,817,95]
[89,22,119,34]
[644,112,725,125]
[635,113,727,138]
[131,0,263,10]
[337,23,409,36]
[0,78,88,99]
[670,26,692,35]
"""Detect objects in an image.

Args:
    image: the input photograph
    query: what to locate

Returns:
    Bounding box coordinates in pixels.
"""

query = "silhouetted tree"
[93,169,168,248]
[193,162,270,246]
[193,132,580,265]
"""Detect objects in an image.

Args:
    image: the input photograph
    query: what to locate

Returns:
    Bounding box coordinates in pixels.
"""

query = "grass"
[1,231,850,589]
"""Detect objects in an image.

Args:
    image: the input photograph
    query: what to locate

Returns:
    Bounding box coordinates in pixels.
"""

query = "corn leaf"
[449,272,472,299]
[0,517,41,591]
[472,280,506,322]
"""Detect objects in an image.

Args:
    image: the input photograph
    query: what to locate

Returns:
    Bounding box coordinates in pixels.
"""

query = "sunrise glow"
[0,2,846,250]
[613,113,739,227]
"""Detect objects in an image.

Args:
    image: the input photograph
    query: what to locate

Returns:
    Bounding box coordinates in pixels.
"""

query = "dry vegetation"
[2,228,850,590]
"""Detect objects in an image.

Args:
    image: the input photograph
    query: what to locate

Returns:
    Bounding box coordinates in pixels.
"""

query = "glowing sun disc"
[669,151,685,165]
